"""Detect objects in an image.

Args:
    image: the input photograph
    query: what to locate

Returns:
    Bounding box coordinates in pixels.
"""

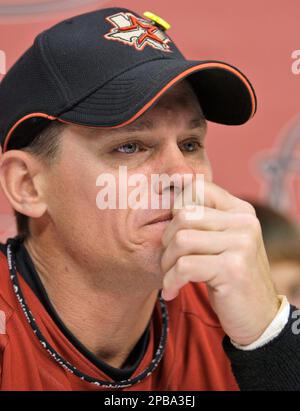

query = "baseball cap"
[0,7,257,152]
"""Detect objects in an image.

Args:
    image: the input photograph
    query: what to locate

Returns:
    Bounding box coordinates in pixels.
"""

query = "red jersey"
[0,242,238,391]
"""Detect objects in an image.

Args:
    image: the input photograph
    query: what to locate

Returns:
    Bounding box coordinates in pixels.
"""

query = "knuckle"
[173,230,188,249]
[239,200,256,215]
[175,208,196,226]
[236,213,262,240]
[224,253,245,274]
[175,209,187,226]
[244,214,262,240]
[238,232,253,251]
[175,256,188,276]
[238,212,256,226]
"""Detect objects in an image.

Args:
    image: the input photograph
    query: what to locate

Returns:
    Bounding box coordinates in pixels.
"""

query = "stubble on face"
[42,80,211,294]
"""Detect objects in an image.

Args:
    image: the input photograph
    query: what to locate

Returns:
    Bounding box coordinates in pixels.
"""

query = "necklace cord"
[6,237,169,389]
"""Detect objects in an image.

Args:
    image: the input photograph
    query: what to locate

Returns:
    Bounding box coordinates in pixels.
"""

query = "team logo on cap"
[104,12,172,52]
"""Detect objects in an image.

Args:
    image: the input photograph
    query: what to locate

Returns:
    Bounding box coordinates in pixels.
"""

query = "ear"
[0,150,47,218]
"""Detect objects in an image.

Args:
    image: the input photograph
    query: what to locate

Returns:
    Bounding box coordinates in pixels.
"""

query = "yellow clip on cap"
[143,11,171,31]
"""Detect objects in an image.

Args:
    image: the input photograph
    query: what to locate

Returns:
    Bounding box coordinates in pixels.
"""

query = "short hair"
[13,120,66,239]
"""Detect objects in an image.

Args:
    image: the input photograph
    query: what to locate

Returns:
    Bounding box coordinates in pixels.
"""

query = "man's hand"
[161,181,281,346]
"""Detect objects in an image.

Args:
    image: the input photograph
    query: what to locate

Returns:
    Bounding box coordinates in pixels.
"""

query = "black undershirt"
[0,239,150,382]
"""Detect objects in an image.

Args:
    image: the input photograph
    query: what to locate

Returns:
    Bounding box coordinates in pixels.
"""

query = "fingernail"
[162,290,178,301]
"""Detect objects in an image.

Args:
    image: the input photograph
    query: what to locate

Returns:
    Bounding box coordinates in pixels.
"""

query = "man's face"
[43,80,212,292]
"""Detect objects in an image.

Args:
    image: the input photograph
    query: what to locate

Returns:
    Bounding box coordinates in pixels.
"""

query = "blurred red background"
[0,0,299,240]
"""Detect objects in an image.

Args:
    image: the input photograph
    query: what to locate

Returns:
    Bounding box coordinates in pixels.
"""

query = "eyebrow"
[188,118,207,130]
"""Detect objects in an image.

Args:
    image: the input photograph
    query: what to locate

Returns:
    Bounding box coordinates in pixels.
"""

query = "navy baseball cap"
[0,7,257,152]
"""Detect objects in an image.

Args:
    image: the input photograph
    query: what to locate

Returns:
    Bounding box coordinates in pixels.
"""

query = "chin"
[139,255,164,288]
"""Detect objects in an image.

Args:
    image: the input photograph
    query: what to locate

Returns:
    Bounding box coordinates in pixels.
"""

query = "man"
[0,7,299,391]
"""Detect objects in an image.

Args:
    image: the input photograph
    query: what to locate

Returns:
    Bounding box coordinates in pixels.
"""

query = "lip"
[147,212,173,225]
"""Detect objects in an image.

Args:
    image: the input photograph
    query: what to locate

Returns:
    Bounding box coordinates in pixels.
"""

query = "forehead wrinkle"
[189,117,207,131]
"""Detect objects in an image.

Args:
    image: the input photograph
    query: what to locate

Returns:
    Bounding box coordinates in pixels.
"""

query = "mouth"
[147,212,173,225]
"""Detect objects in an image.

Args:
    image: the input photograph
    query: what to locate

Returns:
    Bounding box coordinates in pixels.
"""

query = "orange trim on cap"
[58,62,256,130]
[3,113,56,152]
[3,62,256,152]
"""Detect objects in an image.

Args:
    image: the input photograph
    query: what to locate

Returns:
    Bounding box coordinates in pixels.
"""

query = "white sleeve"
[231,295,290,351]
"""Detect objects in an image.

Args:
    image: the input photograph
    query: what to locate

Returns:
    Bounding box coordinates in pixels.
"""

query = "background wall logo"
[292,50,300,75]
[254,115,300,222]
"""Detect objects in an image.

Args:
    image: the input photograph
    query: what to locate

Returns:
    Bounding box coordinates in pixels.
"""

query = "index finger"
[173,180,255,214]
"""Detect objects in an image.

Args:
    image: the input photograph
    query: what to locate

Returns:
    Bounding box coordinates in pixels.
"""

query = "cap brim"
[58,59,256,128]
[2,59,257,152]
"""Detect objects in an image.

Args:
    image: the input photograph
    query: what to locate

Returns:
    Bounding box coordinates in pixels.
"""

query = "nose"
[162,143,195,176]
[153,143,206,199]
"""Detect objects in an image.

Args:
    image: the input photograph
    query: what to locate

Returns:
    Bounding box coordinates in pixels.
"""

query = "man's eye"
[181,141,202,152]
[116,143,140,154]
